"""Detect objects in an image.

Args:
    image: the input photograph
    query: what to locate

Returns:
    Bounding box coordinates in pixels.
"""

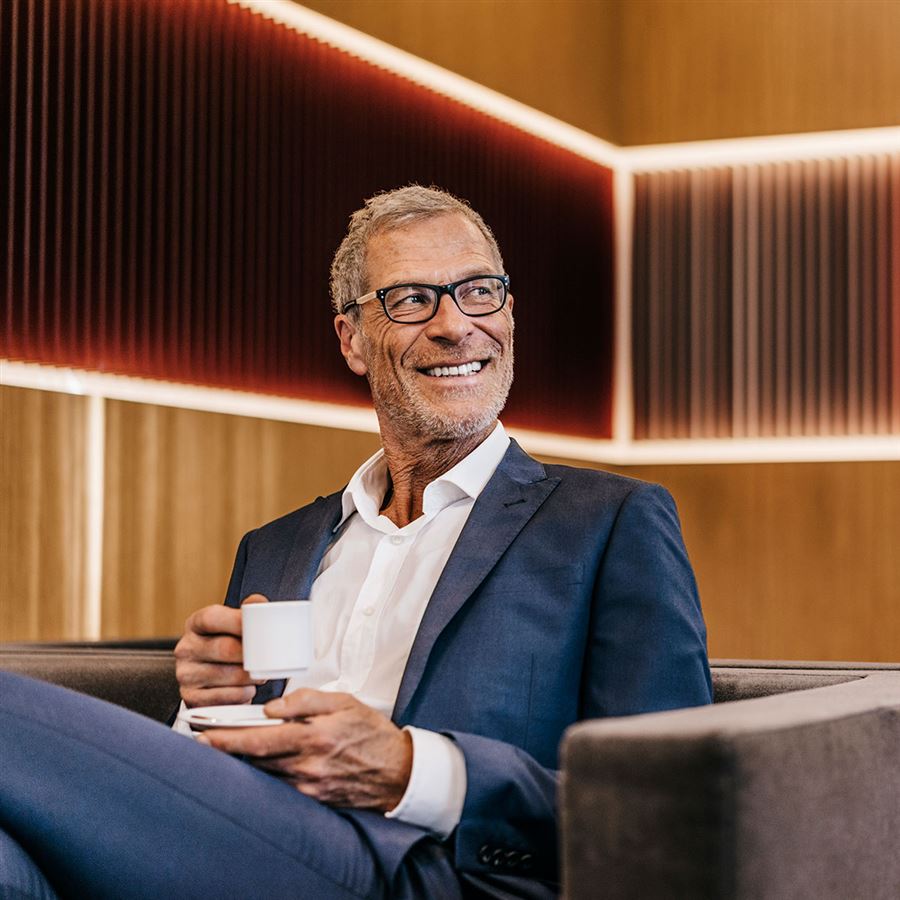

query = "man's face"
[335,213,514,442]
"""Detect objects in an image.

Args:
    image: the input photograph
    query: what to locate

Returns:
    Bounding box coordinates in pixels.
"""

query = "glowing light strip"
[232,1,900,174]
[1,360,379,433]
[4,361,898,464]
[622,127,900,172]
[510,429,900,466]
[612,166,634,447]
[229,0,620,167]
[84,394,105,640]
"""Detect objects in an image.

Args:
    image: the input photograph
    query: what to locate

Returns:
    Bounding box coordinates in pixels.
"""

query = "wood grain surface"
[301,0,900,144]
[538,453,900,662]
[1,386,89,641]
[3,388,897,660]
[99,401,380,638]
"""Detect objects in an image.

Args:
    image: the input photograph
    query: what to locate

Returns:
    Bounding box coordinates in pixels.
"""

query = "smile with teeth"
[421,360,485,378]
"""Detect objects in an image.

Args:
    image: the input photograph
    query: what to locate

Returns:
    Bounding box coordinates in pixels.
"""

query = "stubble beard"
[362,335,515,442]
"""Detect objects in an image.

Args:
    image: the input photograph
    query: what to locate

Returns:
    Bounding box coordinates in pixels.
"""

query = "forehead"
[365,214,498,286]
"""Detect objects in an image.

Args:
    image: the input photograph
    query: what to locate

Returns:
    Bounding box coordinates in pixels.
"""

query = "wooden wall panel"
[618,0,900,145]
[0,385,88,641]
[4,386,897,661]
[302,0,900,145]
[100,401,380,638]
[539,453,900,663]
[100,411,900,658]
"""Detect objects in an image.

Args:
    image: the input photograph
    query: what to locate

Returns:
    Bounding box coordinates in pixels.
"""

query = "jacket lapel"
[392,441,560,722]
[256,492,343,704]
[276,492,344,600]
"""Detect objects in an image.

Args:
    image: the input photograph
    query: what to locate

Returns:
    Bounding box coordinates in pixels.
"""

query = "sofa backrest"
[0,645,179,723]
[3,643,897,721]
[710,659,899,703]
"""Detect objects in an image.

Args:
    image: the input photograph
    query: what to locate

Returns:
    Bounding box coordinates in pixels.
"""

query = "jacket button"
[477,845,494,865]
[504,850,520,867]
[519,853,534,871]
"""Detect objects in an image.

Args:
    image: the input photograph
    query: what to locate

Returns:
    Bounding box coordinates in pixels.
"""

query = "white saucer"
[179,705,285,731]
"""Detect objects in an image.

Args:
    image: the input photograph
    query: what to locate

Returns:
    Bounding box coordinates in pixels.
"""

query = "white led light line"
[4,360,898,464]
[232,0,900,172]
[230,0,620,168]
[622,127,900,171]
[84,394,105,640]
[0,360,379,433]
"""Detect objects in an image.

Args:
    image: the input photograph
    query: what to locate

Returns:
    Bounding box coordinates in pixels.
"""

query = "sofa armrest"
[0,646,179,723]
[560,673,900,899]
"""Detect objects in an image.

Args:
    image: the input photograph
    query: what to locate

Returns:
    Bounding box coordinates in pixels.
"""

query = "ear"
[334,315,368,376]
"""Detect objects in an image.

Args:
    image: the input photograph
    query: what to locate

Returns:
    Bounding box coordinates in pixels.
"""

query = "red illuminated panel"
[0,0,615,438]
[632,157,900,439]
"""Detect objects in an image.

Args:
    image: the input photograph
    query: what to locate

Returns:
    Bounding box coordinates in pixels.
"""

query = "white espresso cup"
[241,600,313,680]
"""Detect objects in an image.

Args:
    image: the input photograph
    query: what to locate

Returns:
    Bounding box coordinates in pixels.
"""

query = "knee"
[0,828,59,900]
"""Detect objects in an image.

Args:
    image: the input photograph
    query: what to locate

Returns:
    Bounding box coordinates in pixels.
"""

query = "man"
[0,186,711,899]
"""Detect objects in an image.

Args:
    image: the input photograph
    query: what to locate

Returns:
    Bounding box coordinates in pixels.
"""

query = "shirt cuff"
[384,726,467,840]
[171,700,196,738]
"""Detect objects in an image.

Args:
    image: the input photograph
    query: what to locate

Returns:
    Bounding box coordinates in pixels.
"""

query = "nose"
[423,292,474,343]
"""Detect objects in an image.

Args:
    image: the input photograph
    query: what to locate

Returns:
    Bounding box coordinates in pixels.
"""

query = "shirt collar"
[336,422,510,531]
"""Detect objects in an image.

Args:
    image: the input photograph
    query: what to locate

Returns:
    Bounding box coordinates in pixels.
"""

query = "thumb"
[266,688,355,719]
[240,593,269,606]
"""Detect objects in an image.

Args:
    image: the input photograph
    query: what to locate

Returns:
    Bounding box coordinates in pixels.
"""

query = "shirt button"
[362,606,375,616]
[389,535,405,545]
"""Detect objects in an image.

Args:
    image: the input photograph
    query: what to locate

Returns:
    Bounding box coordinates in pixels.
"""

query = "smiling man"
[0,187,712,899]
[334,197,516,519]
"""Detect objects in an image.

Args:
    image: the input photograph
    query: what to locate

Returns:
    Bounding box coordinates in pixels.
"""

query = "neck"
[378,422,496,528]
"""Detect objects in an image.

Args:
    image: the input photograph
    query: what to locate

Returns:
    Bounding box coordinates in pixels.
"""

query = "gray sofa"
[2,644,898,899]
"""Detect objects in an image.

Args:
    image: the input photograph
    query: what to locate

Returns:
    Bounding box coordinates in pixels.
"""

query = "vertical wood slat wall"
[0,387,89,640]
[632,156,900,439]
[0,0,616,439]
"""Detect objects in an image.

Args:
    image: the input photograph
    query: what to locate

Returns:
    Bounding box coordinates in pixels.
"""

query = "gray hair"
[329,185,505,316]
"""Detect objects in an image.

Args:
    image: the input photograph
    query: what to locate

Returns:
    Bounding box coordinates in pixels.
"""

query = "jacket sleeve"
[445,730,559,882]
[445,482,712,884]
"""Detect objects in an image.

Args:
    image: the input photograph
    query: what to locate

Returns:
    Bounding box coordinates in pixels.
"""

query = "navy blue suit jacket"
[222,440,712,890]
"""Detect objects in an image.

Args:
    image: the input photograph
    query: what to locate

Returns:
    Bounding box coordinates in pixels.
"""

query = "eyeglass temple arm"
[343,290,378,312]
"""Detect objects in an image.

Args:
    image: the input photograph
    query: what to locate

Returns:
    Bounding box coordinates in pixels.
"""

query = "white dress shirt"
[176,422,510,840]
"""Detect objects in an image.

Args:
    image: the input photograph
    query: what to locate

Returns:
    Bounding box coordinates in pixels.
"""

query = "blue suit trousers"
[0,673,462,900]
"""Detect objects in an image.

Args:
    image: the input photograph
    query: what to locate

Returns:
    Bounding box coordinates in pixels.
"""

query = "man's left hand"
[196,689,413,811]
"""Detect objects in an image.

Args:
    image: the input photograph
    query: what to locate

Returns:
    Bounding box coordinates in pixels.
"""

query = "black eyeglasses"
[342,274,510,324]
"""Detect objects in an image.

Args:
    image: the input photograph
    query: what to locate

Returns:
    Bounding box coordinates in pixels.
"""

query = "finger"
[181,685,258,708]
[175,660,260,689]
[184,604,244,638]
[240,593,268,607]
[198,721,315,758]
[175,632,245,665]
[265,688,356,720]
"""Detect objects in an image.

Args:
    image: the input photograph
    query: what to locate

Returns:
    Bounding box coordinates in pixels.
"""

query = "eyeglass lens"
[383,276,506,322]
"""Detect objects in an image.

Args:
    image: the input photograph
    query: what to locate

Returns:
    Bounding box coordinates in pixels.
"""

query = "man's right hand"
[174,595,267,708]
